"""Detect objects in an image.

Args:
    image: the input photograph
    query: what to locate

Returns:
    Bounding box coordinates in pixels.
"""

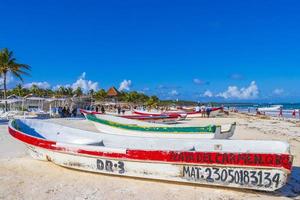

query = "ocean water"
[226,103,300,119]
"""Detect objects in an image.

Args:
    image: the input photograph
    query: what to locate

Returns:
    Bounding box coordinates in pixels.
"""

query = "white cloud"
[203,90,213,97]
[169,89,179,96]
[24,81,51,89]
[119,80,132,91]
[193,78,209,85]
[193,78,204,84]
[273,88,284,95]
[52,84,71,91]
[217,81,259,99]
[71,72,99,93]
[52,72,99,93]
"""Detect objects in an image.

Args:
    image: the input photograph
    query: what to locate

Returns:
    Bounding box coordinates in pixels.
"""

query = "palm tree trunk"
[3,73,7,111]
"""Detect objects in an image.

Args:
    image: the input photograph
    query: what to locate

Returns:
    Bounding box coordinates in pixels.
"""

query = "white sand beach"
[0,114,299,200]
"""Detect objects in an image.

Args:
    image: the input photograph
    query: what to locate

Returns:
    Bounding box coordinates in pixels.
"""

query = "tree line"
[5,84,159,105]
[0,48,160,108]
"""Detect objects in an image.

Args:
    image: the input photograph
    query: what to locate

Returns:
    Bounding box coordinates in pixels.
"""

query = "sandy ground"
[0,114,300,200]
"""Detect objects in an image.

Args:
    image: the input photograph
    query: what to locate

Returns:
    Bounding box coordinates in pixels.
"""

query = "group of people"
[86,104,127,115]
[94,105,106,114]
[57,106,77,118]
[279,108,300,118]
[195,104,213,118]
[254,107,300,119]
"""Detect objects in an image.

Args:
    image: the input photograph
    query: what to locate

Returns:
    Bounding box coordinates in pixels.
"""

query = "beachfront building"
[106,86,120,102]
[0,95,23,111]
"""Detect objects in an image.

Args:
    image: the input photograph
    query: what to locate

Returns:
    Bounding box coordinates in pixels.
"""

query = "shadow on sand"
[276,166,300,198]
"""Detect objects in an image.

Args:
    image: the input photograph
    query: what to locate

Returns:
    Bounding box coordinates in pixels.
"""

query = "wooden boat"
[121,114,178,124]
[80,109,102,115]
[85,113,236,139]
[186,107,223,118]
[8,119,293,191]
[133,109,188,120]
[80,109,179,124]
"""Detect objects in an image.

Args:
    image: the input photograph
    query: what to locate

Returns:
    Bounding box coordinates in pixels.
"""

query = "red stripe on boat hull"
[8,126,293,171]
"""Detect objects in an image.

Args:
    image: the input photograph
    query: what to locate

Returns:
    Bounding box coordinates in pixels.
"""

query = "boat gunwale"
[8,119,293,171]
[88,114,219,134]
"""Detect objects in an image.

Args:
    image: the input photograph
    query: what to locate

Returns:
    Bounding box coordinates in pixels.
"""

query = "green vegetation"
[0,48,31,110]
[4,84,161,107]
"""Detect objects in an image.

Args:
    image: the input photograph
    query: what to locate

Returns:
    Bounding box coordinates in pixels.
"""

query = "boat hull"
[8,119,292,191]
[27,145,289,191]
[133,110,187,120]
[121,115,178,124]
[87,114,235,139]
[90,120,223,139]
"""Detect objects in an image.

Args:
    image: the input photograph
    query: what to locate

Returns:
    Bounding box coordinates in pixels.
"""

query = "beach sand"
[0,114,299,200]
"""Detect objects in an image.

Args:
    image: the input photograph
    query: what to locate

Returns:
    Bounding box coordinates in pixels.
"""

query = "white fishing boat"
[84,113,236,139]
[258,105,283,112]
[8,119,293,191]
[80,109,179,124]
[133,109,188,120]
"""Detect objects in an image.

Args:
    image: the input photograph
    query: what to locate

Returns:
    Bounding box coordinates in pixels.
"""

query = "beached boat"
[133,109,188,120]
[186,107,224,118]
[85,113,236,139]
[80,109,179,124]
[121,114,178,124]
[8,119,293,191]
[258,105,283,113]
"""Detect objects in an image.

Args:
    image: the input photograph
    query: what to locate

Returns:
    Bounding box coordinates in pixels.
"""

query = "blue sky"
[1,0,300,102]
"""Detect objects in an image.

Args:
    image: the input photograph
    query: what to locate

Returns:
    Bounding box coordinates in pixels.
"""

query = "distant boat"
[80,109,179,124]
[185,107,223,118]
[133,109,187,120]
[121,114,178,124]
[8,119,293,191]
[258,105,283,112]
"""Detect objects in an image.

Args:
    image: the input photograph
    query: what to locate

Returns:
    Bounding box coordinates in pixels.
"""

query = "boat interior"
[11,119,289,154]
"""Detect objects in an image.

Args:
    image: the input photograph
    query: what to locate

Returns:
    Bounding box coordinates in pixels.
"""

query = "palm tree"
[94,89,107,101]
[89,89,95,96]
[74,87,83,97]
[66,87,73,96]
[13,84,23,96]
[0,48,30,111]
[56,86,66,97]
[146,96,159,108]
[30,84,39,95]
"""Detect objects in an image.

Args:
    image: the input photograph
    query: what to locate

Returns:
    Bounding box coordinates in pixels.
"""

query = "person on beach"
[58,107,62,117]
[292,110,296,118]
[67,107,70,117]
[95,106,99,112]
[117,105,121,114]
[200,104,206,117]
[195,105,200,113]
[72,108,77,117]
[101,105,105,114]
[206,107,211,118]
[62,107,66,118]
[256,108,261,115]
[279,107,283,118]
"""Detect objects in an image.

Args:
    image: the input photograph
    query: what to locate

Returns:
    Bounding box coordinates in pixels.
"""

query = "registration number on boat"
[182,166,282,188]
[96,159,125,174]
